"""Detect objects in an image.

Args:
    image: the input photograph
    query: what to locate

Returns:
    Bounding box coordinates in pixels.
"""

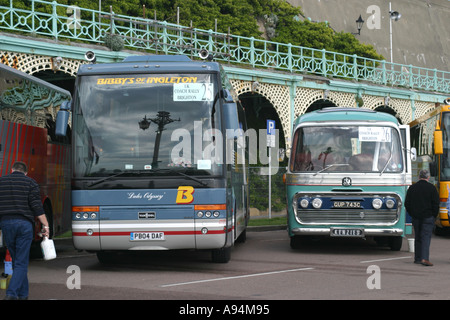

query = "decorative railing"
[0,0,449,94]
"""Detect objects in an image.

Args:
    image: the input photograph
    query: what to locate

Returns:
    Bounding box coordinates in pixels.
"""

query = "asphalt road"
[3,228,450,304]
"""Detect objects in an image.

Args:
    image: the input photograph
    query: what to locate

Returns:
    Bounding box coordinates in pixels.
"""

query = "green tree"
[332,32,384,60]
[137,0,262,37]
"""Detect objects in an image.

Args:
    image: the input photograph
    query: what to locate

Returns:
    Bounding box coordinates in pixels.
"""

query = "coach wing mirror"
[55,100,71,137]
[430,161,437,177]
[222,89,239,138]
[410,147,417,161]
[434,130,443,155]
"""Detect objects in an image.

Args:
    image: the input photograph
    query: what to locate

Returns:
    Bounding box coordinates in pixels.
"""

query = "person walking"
[405,169,439,266]
[0,161,50,300]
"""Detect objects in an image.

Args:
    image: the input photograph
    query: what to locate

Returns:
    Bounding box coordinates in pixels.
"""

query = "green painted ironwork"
[0,0,449,94]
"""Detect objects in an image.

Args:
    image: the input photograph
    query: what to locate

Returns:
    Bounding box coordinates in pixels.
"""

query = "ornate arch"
[361,95,413,124]
[230,79,291,149]
[294,88,323,117]
[1,51,83,76]
[294,88,357,117]
[327,91,356,108]
[387,99,412,124]
[413,101,437,120]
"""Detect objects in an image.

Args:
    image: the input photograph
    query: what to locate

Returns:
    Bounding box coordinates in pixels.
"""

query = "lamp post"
[139,111,180,168]
[389,2,401,63]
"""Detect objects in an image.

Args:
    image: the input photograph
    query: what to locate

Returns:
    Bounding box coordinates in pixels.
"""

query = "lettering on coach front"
[96,76,198,85]
[127,192,164,201]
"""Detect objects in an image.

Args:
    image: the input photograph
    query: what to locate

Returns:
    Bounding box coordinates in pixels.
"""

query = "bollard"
[407,238,415,253]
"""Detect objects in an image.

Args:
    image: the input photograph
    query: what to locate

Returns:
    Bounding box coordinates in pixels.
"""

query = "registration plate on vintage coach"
[333,201,361,208]
[130,232,165,241]
[330,228,364,237]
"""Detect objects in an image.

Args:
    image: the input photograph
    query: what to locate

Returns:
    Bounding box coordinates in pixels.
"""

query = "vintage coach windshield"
[290,125,403,173]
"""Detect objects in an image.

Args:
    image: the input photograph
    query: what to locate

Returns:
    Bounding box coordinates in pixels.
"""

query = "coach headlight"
[386,198,396,209]
[299,198,309,209]
[372,198,383,210]
[312,198,323,209]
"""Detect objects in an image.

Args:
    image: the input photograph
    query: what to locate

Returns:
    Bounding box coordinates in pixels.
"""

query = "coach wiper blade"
[380,143,395,176]
[149,168,208,187]
[87,171,136,188]
[313,164,349,176]
[174,170,208,187]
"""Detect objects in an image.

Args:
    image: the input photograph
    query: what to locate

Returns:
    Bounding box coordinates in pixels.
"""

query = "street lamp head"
[352,14,364,36]
[356,15,364,33]
[138,115,150,130]
[390,11,401,21]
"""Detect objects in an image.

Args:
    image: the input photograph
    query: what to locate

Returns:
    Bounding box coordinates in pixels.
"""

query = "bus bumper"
[291,227,404,237]
[72,220,229,251]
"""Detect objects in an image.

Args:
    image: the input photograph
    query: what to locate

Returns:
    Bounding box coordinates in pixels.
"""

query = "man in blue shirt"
[0,161,50,300]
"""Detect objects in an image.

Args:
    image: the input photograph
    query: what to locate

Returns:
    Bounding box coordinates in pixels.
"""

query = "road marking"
[160,267,314,288]
[360,256,412,263]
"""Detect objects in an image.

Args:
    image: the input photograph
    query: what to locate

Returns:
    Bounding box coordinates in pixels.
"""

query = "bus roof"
[0,63,71,100]
[294,107,399,127]
[77,55,221,76]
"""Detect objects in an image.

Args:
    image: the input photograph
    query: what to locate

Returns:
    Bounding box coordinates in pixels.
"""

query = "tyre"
[290,236,302,249]
[96,251,118,264]
[236,229,247,243]
[434,226,449,236]
[389,236,402,251]
[211,247,231,263]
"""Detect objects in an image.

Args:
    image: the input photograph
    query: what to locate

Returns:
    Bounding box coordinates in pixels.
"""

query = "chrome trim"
[285,173,407,186]
[291,227,404,236]
[292,191,402,226]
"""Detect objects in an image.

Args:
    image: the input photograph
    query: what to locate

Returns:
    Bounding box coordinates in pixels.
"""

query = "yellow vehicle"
[409,98,450,234]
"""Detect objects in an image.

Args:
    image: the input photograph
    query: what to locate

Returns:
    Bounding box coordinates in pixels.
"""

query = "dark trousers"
[412,216,435,262]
